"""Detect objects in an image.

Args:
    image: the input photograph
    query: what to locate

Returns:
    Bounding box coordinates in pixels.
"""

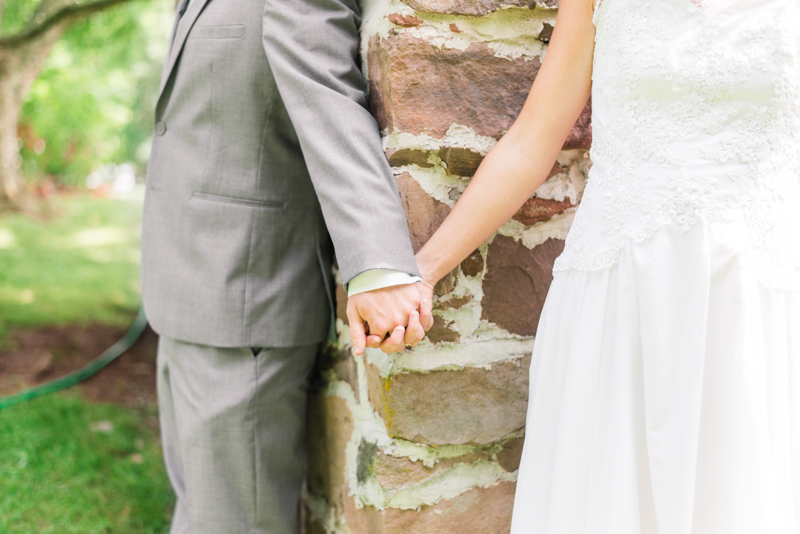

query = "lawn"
[0,189,143,339]
[0,393,172,534]
[0,189,174,533]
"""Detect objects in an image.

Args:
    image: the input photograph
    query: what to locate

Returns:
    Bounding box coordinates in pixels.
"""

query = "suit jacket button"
[155,121,167,136]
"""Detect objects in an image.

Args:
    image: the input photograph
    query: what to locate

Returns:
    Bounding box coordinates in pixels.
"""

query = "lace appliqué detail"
[555,0,800,290]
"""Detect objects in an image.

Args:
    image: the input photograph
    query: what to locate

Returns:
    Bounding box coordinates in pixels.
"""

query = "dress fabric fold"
[510,0,800,532]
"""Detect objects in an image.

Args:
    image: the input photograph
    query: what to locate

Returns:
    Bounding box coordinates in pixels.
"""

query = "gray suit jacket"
[141,0,419,348]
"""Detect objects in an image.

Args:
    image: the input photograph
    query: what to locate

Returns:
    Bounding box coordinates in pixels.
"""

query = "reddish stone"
[381,482,517,533]
[460,249,484,277]
[449,22,462,33]
[342,482,517,534]
[386,147,434,168]
[395,172,451,252]
[367,356,531,445]
[565,97,593,150]
[368,33,591,147]
[512,197,573,225]
[343,487,385,534]
[387,13,424,28]
[426,314,461,344]
[511,162,572,225]
[401,0,557,15]
[481,236,564,336]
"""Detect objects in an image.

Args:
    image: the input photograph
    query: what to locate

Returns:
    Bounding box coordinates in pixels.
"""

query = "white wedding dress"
[510,0,800,532]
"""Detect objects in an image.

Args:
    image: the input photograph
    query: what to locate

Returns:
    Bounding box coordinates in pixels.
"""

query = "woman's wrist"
[415,252,441,290]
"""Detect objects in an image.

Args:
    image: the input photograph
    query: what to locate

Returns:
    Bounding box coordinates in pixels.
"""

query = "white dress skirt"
[509,0,800,532]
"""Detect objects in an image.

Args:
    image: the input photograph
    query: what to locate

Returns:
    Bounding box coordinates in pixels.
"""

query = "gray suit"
[141,0,418,348]
[141,0,418,531]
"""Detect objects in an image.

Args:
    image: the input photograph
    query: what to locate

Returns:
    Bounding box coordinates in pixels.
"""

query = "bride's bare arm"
[415,0,596,287]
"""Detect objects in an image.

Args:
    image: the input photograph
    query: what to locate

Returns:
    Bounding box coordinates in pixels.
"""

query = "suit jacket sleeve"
[262,0,420,284]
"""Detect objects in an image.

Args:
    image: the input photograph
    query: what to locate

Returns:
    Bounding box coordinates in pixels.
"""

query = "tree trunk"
[0,24,64,206]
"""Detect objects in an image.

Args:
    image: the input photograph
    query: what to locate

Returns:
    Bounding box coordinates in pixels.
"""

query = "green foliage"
[17,0,173,186]
[0,392,173,533]
[1,0,40,36]
[0,191,143,338]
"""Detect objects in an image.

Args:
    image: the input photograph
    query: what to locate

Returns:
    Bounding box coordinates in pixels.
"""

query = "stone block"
[511,161,574,224]
[539,22,554,43]
[395,172,451,252]
[440,294,472,309]
[372,449,492,491]
[366,356,531,445]
[306,394,355,512]
[387,13,424,27]
[438,146,484,176]
[341,481,517,534]
[384,482,517,533]
[303,512,329,534]
[481,236,564,336]
[512,197,573,225]
[383,482,517,533]
[565,97,593,150]
[433,269,457,296]
[400,0,557,15]
[386,148,434,168]
[386,146,485,176]
[368,33,591,147]
[426,314,461,344]
[460,249,485,277]
[496,436,525,472]
[343,488,385,534]
[336,283,348,325]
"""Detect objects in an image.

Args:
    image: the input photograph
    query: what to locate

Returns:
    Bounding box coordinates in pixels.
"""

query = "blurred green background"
[16,0,170,186]
[0,0,177,531]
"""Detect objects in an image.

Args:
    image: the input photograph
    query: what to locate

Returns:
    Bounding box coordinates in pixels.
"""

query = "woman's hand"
[359,280,434,354]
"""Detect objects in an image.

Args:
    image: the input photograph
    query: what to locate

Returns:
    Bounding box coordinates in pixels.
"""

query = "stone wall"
[304,0,591,532]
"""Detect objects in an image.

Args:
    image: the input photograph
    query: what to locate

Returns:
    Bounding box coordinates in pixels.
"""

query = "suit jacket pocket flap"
[191,25,245,40]
[192,192,284,209]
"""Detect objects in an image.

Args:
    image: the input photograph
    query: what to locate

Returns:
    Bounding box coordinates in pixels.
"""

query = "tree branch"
[0,0,137,48]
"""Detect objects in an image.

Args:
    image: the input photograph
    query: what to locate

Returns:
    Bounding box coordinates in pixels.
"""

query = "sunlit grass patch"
[0,392,173,533]
[0,190,143,339]
[0,188,175,532]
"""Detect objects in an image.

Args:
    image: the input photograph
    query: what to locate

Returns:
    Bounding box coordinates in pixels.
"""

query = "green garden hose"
[0,305,148,411]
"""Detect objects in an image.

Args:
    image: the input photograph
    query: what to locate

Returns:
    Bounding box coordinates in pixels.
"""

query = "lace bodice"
[555,0,800,289]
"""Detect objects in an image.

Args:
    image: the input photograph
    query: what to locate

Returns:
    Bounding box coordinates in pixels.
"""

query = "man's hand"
[347,282,433,355]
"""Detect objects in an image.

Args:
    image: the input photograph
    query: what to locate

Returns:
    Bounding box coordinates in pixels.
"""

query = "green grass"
[0,392,173,533]
[0,189,143,340]
[0,188,175,533]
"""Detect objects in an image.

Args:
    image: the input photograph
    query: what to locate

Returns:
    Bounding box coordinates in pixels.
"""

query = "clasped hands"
[347,281,435,355]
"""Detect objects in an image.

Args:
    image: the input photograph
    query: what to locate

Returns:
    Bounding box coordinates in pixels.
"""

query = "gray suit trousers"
[157,336,318,534]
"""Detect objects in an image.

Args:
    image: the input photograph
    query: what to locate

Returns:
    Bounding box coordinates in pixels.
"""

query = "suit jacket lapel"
[158,9,183,86]
[156,0,213,103]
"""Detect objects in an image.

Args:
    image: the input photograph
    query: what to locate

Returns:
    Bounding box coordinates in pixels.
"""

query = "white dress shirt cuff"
[347,269,421,297]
